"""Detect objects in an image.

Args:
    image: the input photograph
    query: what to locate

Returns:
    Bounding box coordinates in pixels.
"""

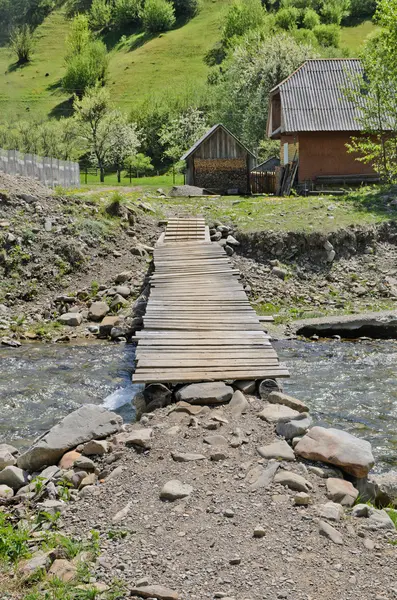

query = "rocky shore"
[1,381,397,600]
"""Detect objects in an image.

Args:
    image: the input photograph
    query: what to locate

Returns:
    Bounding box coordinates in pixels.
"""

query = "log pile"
[194,158,248,193]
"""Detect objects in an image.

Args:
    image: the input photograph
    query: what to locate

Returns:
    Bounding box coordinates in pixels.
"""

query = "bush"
[223,0,265,41]
[63,39,108,96]
[293,27,318,46]
[275,6,300,31]
[9,24,35,63]
[302,7,320,29]
[172,0,198,19]
[142,0,176,32]
[89,0,112,30]
[313,23,340,47]
[321,0,351,25]
[349,0,376,20]
[113,0,142,26]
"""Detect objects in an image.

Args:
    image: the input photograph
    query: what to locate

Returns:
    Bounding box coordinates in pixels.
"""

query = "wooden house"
[267,59,378,185]
[181,124,256,194]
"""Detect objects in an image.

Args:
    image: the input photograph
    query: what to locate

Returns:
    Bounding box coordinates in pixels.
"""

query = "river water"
[0,339,396,472]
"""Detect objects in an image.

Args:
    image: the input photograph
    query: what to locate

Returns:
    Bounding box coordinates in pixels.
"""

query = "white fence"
[0,148,80,188]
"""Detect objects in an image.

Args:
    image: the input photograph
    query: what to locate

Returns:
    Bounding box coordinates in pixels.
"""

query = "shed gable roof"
[272,59,364,133]
[181,123,256,161]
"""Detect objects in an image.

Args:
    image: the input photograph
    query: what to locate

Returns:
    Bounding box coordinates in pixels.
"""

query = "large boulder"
[88,302,110,321]
[175,382,233,405]
[17,405,122,472]
[356,471,397,507]
[0,466,27,490]
[295,427,374,478]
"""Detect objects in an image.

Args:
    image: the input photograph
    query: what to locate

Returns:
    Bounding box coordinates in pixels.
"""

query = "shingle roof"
[272,59,364,133]
[181,123,256,161]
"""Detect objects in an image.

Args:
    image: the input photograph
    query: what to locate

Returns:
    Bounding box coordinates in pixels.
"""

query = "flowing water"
[1,339,397,472]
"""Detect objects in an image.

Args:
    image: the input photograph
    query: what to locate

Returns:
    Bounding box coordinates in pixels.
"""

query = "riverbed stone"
[88,301,109,321]
[257,440,295,461]
[171,452,206,462]
[249,463,279,491]
[234,380,256,394]
[59,451,81,470]
[0,447,17,470]
[99,316,121,337]
[48,559,77,582]
[0,484,14,499]
[326,477,358,506]
[258,379,283,399]
[356,471,397,506]
[0,466,27,490]
[229,390,249,417]
[175,382,233,405]
[203,435,228,447]
[58,312,83,326]
[82,440,108,456]
[258,403,300,423]
[318,502,344,522]
[294,426,374,478]
[160,480,193,501]
[121,428,153,450]
[268,391,309,413]
[131,584,179,600]
[276,414,312,440]
[144,383,172,411]
[73,456,96,471]
[274,471,312,493]
[19,551,53,580]
[319,520,343,545]
[17,405,122,472]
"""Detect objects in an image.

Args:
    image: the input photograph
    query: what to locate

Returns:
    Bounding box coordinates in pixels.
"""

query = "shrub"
[321,0,351,25]
[293,27,318,46]
[223,0,265,41]
[313,23,340,47]
[113,0,142,26]
[9,24,34,64]
[275,6,300,31]
[302,7,320,29]
[349,0,376,20]
[142,0,176,32]
[63,39,108,96]
[89,0,112,30]
[172,0,198,19]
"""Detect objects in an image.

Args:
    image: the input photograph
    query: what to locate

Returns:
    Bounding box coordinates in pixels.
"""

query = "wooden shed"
[181,124,256,194]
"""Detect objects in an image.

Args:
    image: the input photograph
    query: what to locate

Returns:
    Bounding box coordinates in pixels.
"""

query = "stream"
[0,339,396,472]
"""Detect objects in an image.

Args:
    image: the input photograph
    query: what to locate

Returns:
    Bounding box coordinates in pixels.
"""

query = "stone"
[114,286,130,298]
[171,401,204,416]
[1,337,21,348]
[253,525,266,538]
[276,414,312,440]
[268,391,309,413]
[19,551,52,579]
[0,447,17,469]
[364,538,375,550]
[144,383,172,412]
[17,405,122,472]
[160,480,193,501]
[234,380,256,394]
[99,316,121,337]
[258,403,300,423]
[73,456,95,471]
[274,471,312,493]
[356,471,397,506]
[203,435,228,447]
[229,556,241,565]
[226,234,240,246]
[0,466,27,490]
[223,508,234,517]
[319,521,343,545]
[210,451,228,461]
[326,478,358,506]
[59,451,81,470]
[250,463,279,491]
[175,382,233,405]
[0,484,14,499]
[229,390,249,417]
[258,379,283,399]
[38,499,66,515]
[294,492,311,506]
[110,294,128,310]
[115,271,132,284]
[352,503,371,518]
[121,428,153,449]
[307,465,344,479]
[80,473,97,489]
[58,313,83,326]
[48,559,77,582]
[131,585,179,600]
[76,583,109,593]
[171,452,206,462]
[363,508,395,531]
[294,426,374,478]
[82,440,108,456]
[318,502,344,522]
[112,501,132,524]
[257,440,295,461]
[0,443,19,456]
[272,267,287,280]
[88,301,109,321]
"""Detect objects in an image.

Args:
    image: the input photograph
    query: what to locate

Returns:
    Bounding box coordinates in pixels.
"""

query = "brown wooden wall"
[194,127,248,160]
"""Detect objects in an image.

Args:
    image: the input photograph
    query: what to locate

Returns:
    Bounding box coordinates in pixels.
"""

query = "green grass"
[341,20,377,53]
[79,172,184,188]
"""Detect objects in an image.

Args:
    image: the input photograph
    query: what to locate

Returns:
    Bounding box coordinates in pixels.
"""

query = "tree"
[346,0,397,182]
[113,0,142,27]
[125,152,154,177]
[159,107,209,164]
[313,23,340,47]
[107,112,141,182]
[89,0,113,30]
[223,0,265,43]
[275,7,300,31]
[320,0,350,25]
[172,0,198,20]
[9,24,35,63]
[142,0,175,33]
[302,7,320,29]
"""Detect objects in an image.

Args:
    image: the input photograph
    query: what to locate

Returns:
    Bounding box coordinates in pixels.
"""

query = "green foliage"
[349,0,376,20]
[223,0,265,42]
[302,7,320,29]
[313,23,340,46]
[159,106,208,162]
[89,0,112,30]
[113,0,142,26]
[274,6,300,30]
[172,0,198,19]
[0,0,54,42]
[142,0,176,33]
[321,0,350,24]
[292,27,318,46]
[0,511,31,564]
[125,152,154,176]
[9,24,35,63]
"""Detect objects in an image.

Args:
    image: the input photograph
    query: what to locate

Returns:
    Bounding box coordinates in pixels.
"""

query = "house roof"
[181,123,256,161]
[252,156,280,171]
[271,59,365,133]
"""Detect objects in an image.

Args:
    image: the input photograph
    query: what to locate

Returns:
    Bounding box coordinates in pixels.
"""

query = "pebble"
[294,492,311,506]
[253,525,266,538]
[223,509,234,518]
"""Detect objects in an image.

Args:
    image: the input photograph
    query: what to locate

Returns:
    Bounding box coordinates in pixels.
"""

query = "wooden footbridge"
[132,218,289,384]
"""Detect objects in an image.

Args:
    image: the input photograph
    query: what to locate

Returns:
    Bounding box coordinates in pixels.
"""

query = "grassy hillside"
[0,3,376,120]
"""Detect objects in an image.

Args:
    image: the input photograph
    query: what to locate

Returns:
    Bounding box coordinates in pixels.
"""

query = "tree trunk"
[117,169,121,183]
[100,167,105,183]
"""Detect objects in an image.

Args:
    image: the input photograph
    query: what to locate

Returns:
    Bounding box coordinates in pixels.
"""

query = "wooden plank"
[134,331,269,338]
[132,369,290,383]
[136,359,280,368]
[132,339,272,346]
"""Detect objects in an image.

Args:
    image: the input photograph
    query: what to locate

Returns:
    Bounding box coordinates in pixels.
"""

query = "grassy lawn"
[79,172,184,188]
[341,20,377,53]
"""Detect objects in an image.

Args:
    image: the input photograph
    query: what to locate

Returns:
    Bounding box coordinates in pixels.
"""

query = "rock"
[274,471,312,493]
[0,466,27,490]
[276,414,312,440]
[17,405,122,472]
[253,525,266,538]
[258,379,283,399]
[110,294,127,310]
[99,316,121,337]
[355,507,395,531]
[319,521,343,545]
[294,426,374,478]
[296,310,397,340]
[257,440,295,461]
[88,301,109,321]
[307,465,344,479]
[226,234,240,246]
[171,452,206,462]
[230,427,246,448]
[267,391,309,413]
[364,538,375,550]
[272,267,287,280]
[294,492,311,506]
[59,451,81,470]
[171,402,204,416]
[58,313,83,326]
[19,551,52,580]
[0,447,17,469]
[352,503,371,518]
[0,443,18,456]
[48,559,77,582]
[82,440,108,456]
[121,428,153,450]
[203,435,227,447]
[249,463,279,491]
[131,585,179,600]
[175,382,233,405]
[318,502,344,522]
[257,403,300,423]
[229,556,241,565]
[73,456,95,471]
[229,390,249,417]
[160,480,193,501]
[144,383,172,412]
[223,508,234,517]
[38,499,66,515]
[80,473,97,489]
[210,451,228,461]
[0,484,14,499]
[356,471,397,506]
[112,501,132,524]
[225,244,234,256]
[234,380,256,394]
[114,286,131,298]
[326,478,358,506]
[115,271,132,283]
